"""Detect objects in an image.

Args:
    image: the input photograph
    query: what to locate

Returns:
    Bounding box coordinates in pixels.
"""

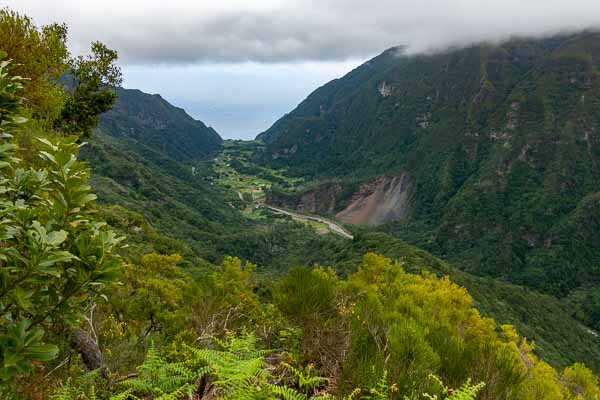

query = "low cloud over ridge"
[7,0,600,64]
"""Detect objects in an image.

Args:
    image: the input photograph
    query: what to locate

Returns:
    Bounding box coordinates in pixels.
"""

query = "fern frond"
[267,383,308,400]
[447,379,485,400]
[113,333,278,400]
[155,383,196,400]
[344,388,362,400]
[109,389,142,400]
[282,362,328,393]
[423,376,485,400]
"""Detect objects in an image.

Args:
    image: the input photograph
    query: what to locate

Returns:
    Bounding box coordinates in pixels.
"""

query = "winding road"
[265,205,354,240]
[235,189,353,239]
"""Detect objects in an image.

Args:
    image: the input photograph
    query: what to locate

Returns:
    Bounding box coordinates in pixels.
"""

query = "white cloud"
[6,0,600,64]
[6,0,600,139]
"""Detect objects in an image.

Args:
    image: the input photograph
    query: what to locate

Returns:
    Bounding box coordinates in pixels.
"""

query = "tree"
[0,7,122,138]
[561,363,600,400]
[275,266,346,379]
[0,56,123,391]
[0,8,69,123]
[110,253,198,339]
[59,41,122,138]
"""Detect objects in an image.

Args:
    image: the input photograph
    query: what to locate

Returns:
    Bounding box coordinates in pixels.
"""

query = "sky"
[5,0,600,139]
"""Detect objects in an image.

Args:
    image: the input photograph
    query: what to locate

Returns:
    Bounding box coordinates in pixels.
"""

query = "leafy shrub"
[0,56,122,392]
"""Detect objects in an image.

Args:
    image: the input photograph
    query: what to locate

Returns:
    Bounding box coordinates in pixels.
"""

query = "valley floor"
[212,140,352,238]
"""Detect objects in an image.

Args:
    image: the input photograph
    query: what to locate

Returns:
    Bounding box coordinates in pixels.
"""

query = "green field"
[211,141,332,234]
[212,140,306,219]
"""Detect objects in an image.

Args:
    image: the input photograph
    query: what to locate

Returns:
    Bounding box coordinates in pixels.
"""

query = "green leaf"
[46,230,68,246]
[75,193,97,206]
[36,137,58,151]
[2,352,24,368]
[22,344,59,362]
[38,150,56,164]
[38,251,78,269]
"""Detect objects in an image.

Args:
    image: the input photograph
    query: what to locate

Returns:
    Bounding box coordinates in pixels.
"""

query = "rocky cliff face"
[336,174,410,225]
[266,183,342,214]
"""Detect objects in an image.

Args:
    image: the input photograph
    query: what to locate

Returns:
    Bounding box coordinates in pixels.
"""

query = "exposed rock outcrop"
[336,174,410,225]
[378,81,393,97]
[267,183,342,214]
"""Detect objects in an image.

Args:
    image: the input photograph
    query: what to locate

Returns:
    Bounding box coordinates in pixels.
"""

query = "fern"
[182,334,271,399]
[282,362,329,395]
[112,334,340,400]
[423,375,485,400]
[343,388,362,400]
[267,384,308,400]
[360,371,398,400]
[154,383,196,400]
[114,341,204,399]
[51,369,105,400]
[113,334,273,400]
[108,389,140,400]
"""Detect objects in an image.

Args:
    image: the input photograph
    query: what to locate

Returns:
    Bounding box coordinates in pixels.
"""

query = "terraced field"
[212,140,347,236]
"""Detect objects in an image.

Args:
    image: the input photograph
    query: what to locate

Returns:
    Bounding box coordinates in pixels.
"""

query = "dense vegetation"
[97,87,222,161]
[81,124,348,268]
[83,121,600,373]
[2,7,600,400]
[257,32,600,333]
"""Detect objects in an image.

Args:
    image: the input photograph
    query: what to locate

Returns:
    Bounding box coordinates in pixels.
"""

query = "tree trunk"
[70,328,109,378]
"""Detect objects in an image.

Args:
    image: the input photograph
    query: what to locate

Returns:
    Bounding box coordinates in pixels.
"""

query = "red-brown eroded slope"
[336,174,410,225]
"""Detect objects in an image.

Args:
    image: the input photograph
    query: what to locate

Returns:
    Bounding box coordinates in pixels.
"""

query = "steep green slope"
[82,89,348,268]
[98,87,222,161]
[201,144,600,372]
[81,132,241,261]
[257,32,600,302]
[85,81,600,374]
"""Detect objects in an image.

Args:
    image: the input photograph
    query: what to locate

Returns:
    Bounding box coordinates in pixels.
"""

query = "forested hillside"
[85,113,600,374]
[258,32,600,330]
[88,129,600,373]
[82,91,350,267]
[98,87,222,160]
[2,7,600,400]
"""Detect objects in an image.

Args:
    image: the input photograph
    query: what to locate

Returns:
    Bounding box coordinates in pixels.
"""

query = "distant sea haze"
[121,61,361,140]
[182,101,289,141]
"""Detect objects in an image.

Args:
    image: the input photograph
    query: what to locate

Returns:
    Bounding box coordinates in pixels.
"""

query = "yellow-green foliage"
[89,254,267,380]
[561,363,600,400]
[519,358,564,400]
[339,253,524,397]
[211,256,259,310]
[42,251,600,400]
[0,7,68,122]
[276,253,600,400]
[275,266,344,379]
[110,253,198,337]
[199,256,263,332]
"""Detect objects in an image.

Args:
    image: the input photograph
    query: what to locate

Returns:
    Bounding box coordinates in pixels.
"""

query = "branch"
[44,353,72,379]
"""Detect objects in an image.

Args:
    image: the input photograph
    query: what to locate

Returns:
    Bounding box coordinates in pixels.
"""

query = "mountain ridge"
[257,31,600,323]
[98,87,223,161]
[86,88,600,370]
